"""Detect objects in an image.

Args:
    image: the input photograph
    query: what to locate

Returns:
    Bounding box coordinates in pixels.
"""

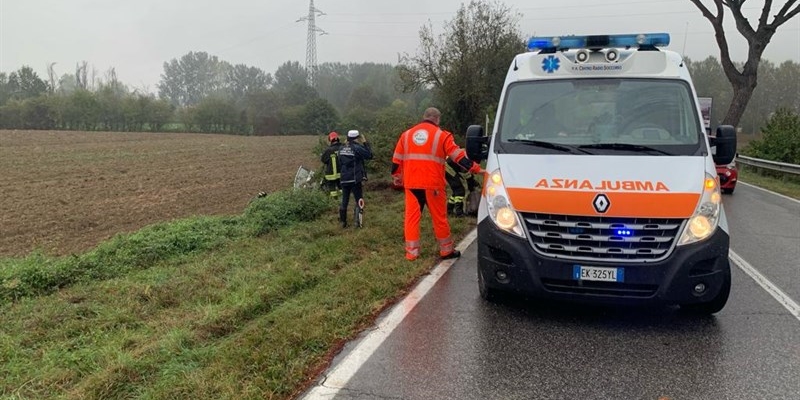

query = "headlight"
[485,169,525,238]
[678,173,721,245]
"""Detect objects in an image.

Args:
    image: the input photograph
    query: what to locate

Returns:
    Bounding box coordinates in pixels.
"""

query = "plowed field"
[0,130,319,257]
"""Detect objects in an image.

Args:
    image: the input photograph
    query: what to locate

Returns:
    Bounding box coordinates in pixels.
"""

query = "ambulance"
[465,33,737,314]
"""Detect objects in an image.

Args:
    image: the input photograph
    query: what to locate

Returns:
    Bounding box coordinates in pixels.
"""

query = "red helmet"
[328,131,339,142]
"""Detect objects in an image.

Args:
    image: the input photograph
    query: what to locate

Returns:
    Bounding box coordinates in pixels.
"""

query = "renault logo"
[593,194,610,213]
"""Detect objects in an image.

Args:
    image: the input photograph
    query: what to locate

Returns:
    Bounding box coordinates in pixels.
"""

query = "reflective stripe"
[405,240,421,259]
[395,129,413,162]
[398,127,446,164]
[430,129,442,160]
[448,148,466,161]
[403,154,445,163]
[326,153,340,180]
[437,237,454,255]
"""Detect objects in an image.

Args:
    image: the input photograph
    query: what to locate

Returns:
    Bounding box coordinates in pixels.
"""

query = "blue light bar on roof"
[527,33,670,52]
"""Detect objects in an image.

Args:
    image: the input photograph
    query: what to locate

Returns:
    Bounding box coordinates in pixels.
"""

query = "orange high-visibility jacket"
[392,121,471,190]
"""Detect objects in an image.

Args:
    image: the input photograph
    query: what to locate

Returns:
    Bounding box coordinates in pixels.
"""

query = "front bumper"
[477,219,730,306]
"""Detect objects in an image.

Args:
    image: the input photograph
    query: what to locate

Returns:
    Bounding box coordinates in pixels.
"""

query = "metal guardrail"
[736,155,800,176]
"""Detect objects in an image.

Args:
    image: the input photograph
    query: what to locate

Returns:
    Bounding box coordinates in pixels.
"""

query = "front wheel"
[722,187,735,195]
[680,268,731,314]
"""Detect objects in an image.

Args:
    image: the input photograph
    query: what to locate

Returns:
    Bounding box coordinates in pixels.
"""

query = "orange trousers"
[404,188,455,260]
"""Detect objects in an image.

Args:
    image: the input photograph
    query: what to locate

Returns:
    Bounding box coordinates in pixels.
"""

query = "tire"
[722,187,735,195]
[478,267,501,302]
[680,267,731,315]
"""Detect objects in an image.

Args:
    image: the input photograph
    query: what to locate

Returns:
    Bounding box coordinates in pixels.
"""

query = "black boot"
[339,209,348,228]
[447,203,455,216]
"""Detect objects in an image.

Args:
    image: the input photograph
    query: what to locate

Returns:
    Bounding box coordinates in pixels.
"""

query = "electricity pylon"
[296,0,327,87]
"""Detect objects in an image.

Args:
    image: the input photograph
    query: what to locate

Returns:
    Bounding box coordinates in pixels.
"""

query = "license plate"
[573,265,624,282]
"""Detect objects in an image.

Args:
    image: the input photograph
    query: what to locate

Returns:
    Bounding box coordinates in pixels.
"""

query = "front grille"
[523,213,684,262]
[541,278,658,298]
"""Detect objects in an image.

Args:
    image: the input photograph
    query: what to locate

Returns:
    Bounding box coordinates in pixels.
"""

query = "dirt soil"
[0,130,320,257]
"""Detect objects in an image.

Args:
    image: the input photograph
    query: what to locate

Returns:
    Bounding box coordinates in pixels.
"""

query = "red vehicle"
[716,159,738,194]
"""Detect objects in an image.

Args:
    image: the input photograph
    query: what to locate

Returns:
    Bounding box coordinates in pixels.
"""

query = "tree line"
[1,0,798,161]
[0,57,430,136]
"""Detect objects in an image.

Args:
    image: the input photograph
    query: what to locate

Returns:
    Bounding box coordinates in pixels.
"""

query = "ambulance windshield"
[497,78,703,156]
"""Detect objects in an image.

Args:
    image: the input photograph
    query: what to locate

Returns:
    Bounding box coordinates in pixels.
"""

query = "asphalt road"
[302,183,800,400]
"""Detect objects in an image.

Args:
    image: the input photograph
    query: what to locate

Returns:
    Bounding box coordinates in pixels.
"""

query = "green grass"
[0,184,476,399]
[738,166,800,200]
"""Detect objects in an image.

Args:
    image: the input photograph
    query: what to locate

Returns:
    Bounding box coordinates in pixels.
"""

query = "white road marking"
[300,229,800,400]
[299,229,479,400]
[739,180,800,204]
[730,250,800,322]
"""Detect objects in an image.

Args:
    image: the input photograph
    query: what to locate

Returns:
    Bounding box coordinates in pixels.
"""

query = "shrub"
[747,108,800,164]
[242,189,333,236]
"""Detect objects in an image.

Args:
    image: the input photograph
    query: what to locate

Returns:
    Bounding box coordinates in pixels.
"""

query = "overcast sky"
[1,0,799,92]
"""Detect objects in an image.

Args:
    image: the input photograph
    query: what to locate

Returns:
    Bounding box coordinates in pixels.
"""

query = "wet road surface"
[303,183,800,399]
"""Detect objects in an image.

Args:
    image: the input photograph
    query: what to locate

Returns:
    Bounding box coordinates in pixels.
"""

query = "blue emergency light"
[615,229,633,237]
[527,33,670,52]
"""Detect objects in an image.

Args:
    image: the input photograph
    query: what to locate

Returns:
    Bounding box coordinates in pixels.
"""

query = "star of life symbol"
[593,193,610,213]
[412,129,429,146]
[542,55,560,73]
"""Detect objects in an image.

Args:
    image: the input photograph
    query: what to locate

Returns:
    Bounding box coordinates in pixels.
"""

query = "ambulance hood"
[496,154,705,219]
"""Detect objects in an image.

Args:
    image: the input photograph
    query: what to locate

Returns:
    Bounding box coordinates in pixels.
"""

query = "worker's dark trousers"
[445,169,466,216]
[339,182,363,223]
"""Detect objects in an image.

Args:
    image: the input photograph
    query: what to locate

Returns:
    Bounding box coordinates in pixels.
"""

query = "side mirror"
[710,125,737,165]
[466,125,489,161]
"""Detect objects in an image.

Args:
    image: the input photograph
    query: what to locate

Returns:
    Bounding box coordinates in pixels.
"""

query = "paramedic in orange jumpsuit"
[391,107,483,261]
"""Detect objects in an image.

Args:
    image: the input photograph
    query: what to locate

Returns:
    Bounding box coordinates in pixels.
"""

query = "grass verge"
[738,166,800,200]
[0,184,476,399]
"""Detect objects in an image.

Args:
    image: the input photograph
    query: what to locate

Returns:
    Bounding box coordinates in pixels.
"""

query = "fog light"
[496,271,508,281]
[694,283,707,294]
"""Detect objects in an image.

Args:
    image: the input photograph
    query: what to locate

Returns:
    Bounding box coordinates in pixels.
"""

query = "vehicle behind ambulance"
[466,33,737,314]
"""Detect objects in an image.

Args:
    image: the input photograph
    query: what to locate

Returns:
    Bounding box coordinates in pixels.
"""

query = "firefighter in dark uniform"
[320,131,343,197]
[445,157,479,217]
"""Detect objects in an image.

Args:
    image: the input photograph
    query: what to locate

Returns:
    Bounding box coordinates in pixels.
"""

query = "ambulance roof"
[509,33,688,82]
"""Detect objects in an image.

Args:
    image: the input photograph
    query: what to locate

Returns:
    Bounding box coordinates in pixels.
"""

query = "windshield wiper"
[507,139,592,154]
[578,143,673,155]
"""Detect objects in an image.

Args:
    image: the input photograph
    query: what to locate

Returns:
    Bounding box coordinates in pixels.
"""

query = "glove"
[468,163,482,174]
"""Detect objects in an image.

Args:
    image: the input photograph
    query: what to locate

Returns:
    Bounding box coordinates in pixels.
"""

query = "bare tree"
[689,0,800,127]
[90,66,98,91]
[46,62,57,93]
[76,61,88,90]
[399,0,525,134]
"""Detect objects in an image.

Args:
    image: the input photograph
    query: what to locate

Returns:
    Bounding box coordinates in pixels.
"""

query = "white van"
[466,33,737,314]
